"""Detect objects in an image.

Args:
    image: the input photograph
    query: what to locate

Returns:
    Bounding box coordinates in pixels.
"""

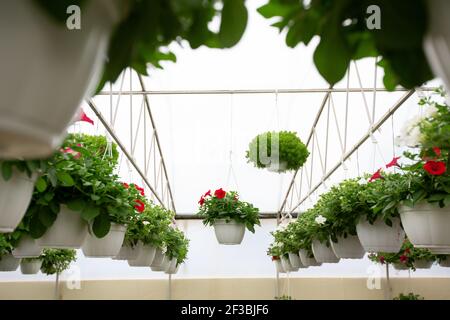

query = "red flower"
[204,190,211,197]
[378,256,385,264]
[272,256,279,261]
[433,147,441,157]
[386,156,401,168]
[214,188,226,199]
[77,109,94,125]
[400,255,408,263]
[423,161,446,176]
[369,169,383,182]
[198,197,205,206]
[61,147,81,159]
[134,184,145,196]
[134,199,145,213]
[123,183,129,189]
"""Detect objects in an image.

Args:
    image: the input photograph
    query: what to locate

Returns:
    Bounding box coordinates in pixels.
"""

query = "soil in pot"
[356,217,405,253]
[213,219,246,245]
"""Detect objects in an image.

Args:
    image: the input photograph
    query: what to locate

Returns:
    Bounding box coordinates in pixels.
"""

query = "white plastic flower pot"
[150,248,165,271]
[399,203,450,254]
[165,258,179,274]
[20,259,42,275]
[423,0,450,100]
[356,217,405,253]
[298,249,322,267]
[0,253,20,271]
[330,235,365,259]
[112,244,138,261]
[0,0,120,159]
[152,254,171,272]
[414,259,434,269]
[273,259,285,273]
[0,170,36,233]
[267,161,288,173]
[12,235,42,258]
[212,219,246,245]
[127,243,156,267]
[36,205,88,249]
[281,256,298,272]
[288,253,304,269]
[439,259,450,267]
[312,240,340,263]
[82,223,127,258]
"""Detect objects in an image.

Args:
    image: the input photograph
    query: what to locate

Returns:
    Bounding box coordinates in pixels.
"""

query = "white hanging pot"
[163,257,176,273]
[330,235,365,259]
[0,0,121,159]
[0,170,36,233]
[165,258,179,274]
[127,243,156,267]
[423,0,450,100]
[150,248,165,271]
[281,256,298,272]
[20,259,42,275]
[288,253,304,269]
[414,259,434,269]
[439,258,450,267]
[298,249,322,267]
[112,244,138,261]
[36,205,88,249]
[399,203,450,254]
[312,240,340,263]
[273,259,285,273]
[82,223,127,258]
[0,253,20,271]
[267,160,288,173]
[212,219,246,245]
[356,217,405,253]
[152,254,171,272]
[12,235,42,258]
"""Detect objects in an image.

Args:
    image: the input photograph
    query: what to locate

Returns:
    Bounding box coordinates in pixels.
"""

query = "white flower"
[395,114,424,147]
[142,221,150,225]
[358,177,368,185]
[424,104,438,118]
[315,215,327,225]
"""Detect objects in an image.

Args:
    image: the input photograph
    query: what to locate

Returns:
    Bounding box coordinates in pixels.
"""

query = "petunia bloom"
[214,188,226,199]
[198,197,205,206]
[204,190,211,197]
[433,147,441,157]
[123,183,129,189]
[379,256,385,264]
[315,215,327,225]
[400,255,408,263]
[77,109,94,125]
[134,184,145,196]
[369,169,383,182]
[61,147,81,159]
[386,156,401,168]
[134,199,145,213]
[423,160,446,176]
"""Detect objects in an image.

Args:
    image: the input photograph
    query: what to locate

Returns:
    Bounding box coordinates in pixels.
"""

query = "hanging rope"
[225,93,239,191]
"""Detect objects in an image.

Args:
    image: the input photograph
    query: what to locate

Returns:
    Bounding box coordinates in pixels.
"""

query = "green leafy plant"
[164,227,190,265]
[393,292,424,300]
[0,159,47,182]
[197,188,260,232]
[25,134,144,239]
[33,0,249,92]
[40,249,77,275]
[0,234,14,259]
[246,131,309,172]
[257,0,433,90]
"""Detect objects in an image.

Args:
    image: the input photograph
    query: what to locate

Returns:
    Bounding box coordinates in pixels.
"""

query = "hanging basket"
[151,253,170,272]
[113,244,139,261]
[423,0,450,100]
[82,223,127,258]
[12,235,42,258]
[399,203,450,254]
[165,258,179,274]
[127,243,156,267]
[298,249,322,267]
[356,217,405,253]
[439,259,450,267]
[213,219,246,245]
[414,259,434,269]
[149,248,165,270]
[0,0,120,159]
[281,256,298,272]
[330,235,365,259]
[267,161,288,173]
[0,170,36,233]
[288,253,304,269]
[393,263,409,271]
[312,240,340,263]
[36,205,88,249]
[20,259,42,275]
[0,253,20,271]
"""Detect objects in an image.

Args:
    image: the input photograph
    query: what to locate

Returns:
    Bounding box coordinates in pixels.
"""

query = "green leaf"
[38,207,57,228]
[29,214,47,239]
[90,194,100,201]
[35,177,47,193]
[1,162,12,181]
[66,199,86,211]
[56,172,75,186]
[92,214,111,238]
[218,0,248,48]
[81,203,101,221]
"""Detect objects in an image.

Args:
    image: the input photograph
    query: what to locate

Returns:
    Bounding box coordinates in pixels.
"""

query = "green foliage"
[164,227,190,265]
[0,234,14,259]
[246,131,309,172]
[33,0,249,93]
[26,134,142,239]
[393,292,424,300]
[39,249,76,275]
[0,159,47,181]
[258,0,433,89]
[197,190,260,233]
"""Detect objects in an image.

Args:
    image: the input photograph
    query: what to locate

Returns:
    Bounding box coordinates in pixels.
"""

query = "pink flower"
[386,156,401,168]
[369,169,383,182]
[61,147,81,159]
[77,109,94,125]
